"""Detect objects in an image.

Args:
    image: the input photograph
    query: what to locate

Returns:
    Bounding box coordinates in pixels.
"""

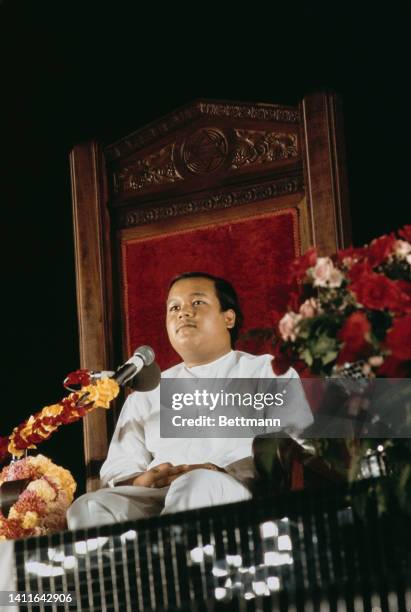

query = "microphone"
[112,345,155,386]
[65,346,158,393]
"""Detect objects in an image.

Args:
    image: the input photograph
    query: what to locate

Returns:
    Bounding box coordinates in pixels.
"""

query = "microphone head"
[134,345,155,366]
[129,361,161,392]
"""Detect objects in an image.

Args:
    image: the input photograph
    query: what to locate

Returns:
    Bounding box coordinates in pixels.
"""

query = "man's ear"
[224,309,236,329]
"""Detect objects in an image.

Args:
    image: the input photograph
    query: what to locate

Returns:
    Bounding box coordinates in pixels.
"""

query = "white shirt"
[100,350,313,487]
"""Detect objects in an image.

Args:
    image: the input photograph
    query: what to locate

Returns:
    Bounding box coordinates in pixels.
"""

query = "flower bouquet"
[250,226,411,510]
[273,225,411,378]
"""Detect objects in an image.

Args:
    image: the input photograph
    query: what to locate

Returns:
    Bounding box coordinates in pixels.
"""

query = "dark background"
[1,2,408,494]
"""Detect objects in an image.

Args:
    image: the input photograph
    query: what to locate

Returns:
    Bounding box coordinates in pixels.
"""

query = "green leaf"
[300,348,314,366]
[310,333,339,359]
[322,350,339,365]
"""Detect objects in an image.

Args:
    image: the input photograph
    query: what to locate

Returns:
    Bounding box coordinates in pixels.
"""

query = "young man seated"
[67,272,313,529]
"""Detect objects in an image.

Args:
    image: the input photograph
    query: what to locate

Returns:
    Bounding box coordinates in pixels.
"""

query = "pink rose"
[368,355,384,367]
[394,240,411,258]
[278,312,301,341]
[299,298,318,318]
[311,257,343,288]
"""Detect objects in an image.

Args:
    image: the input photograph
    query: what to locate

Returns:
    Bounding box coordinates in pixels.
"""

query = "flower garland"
[0,455,76,539]
[0,371,120,539]
[0,371,120,463]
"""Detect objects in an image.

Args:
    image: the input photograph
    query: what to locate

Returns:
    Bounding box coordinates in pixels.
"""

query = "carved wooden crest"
[105,100,302,211]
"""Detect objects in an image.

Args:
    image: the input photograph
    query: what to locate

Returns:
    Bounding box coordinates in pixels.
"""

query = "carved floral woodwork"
[232,130,298,169]
[105,101,300,162]
[118,175,303,229]
[114,144,183,193]
[112,127,299,197]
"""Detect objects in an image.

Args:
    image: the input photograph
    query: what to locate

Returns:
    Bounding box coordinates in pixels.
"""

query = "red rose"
[377,356,411,377]
[288,290,303,313]
[350,274,406,311]
[386,315,411,361]
[288,247,317,282]
[271,342,294,375]
[367,234,396,267]
[336,245,366,266]
[397,280,411,300]
[399,225,411,242]
[347,261,374,283]
[337,312,371,365]
[63,369,91,389]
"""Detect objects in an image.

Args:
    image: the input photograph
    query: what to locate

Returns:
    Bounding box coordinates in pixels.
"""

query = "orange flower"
[81,378,120,409]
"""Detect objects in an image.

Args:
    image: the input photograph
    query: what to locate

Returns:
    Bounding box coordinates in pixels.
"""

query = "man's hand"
[131,462,225,488]
[132,463,189,488]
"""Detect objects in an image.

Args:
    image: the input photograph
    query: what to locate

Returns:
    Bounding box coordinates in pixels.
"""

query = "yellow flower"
[8,507,19,520]
[81,378,120,409]
[29,455,76,502]
[22,511,39,530]
[19,416,35,441]
[7,440,22,457]
[7,437,36,458]
[41,404,63,418]
[35,423,58,437]
[28,479,56,503]
[45,467,76,502]
[29,455,50,470]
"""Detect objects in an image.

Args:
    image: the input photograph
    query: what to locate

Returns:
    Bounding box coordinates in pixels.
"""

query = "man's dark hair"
[168,272,244,348]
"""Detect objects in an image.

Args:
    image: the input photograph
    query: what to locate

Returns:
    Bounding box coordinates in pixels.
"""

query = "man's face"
[166,277,235,365]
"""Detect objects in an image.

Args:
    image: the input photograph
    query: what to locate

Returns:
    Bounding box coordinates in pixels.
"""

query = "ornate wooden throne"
[70,94,352,491]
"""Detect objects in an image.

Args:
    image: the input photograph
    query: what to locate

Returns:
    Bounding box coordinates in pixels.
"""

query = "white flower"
[394,240,411,259]
[278,312,302,341]
[311,257,344,288]
[368,355,384,367]
[299,298,319,318]
[328,267,344,287]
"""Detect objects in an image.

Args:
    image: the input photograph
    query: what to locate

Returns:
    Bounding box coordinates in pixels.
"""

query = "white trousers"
[66,469,251,530]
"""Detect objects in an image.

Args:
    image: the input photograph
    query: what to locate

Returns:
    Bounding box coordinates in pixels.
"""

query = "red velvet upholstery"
[122,208,300,369]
